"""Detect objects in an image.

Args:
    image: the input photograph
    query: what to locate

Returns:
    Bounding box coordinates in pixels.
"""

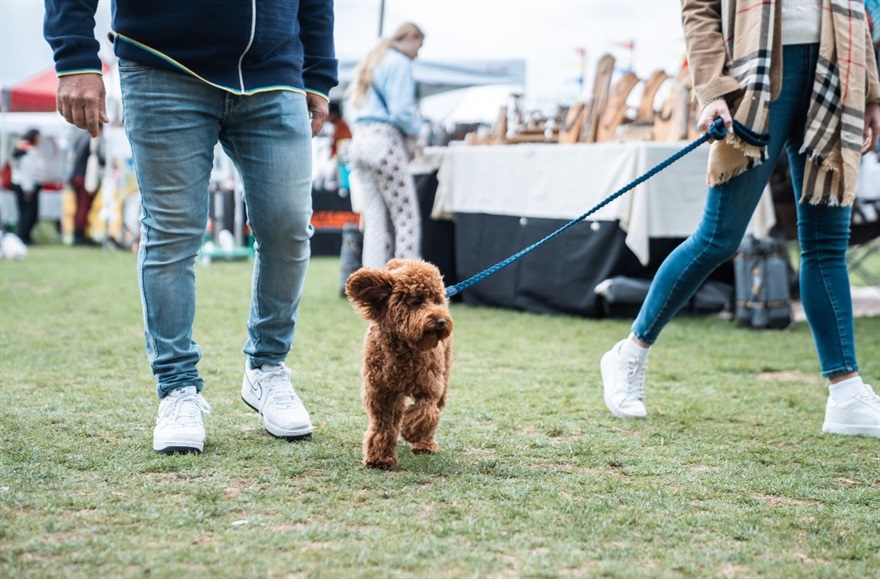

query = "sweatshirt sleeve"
[43,0,103,76]
[298,0,339,100]
[680,0,741,106]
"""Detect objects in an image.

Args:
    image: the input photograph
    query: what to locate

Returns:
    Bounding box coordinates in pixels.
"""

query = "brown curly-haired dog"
[345,259,453,469]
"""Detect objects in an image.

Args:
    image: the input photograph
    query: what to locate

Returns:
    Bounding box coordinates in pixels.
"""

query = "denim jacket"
[351,49,421,136]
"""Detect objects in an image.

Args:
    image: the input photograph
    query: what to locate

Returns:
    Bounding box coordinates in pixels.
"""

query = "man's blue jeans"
[119,61,314,397]
[633,44,857,378]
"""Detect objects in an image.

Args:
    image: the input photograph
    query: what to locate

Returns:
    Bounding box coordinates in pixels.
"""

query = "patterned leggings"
[349,123,421,269]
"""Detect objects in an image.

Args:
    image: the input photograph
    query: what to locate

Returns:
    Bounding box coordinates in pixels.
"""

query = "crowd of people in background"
[1,124,105,248]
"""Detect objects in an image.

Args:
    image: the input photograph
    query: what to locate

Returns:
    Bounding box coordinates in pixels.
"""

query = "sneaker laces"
[622,355,647,401]
[261,365,301,409]
[161,390,211,425]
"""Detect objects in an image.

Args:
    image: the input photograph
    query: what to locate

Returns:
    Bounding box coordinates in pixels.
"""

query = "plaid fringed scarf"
[709,0,870,206]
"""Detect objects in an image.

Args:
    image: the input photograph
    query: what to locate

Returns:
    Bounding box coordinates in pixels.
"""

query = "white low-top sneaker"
[241,362,312,440]
[600,339,648,419]
[153,386,211,454]
[822,384,880,438]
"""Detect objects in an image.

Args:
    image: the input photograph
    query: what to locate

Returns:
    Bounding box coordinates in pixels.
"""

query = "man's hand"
[862,102,880,154]
[697,98,733,138]
[306,93,329,137]
[56,73,108,137]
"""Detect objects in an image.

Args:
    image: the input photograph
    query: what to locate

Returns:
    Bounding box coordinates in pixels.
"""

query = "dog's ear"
[345,268,395,319]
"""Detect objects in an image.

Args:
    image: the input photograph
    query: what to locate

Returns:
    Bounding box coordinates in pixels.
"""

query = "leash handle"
[444,118,767,299]
[713,118,770,147]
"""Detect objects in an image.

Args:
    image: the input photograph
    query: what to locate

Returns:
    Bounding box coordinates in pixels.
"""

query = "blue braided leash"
[444,118,769,299]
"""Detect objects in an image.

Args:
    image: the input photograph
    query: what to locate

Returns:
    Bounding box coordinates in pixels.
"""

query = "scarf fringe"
[799,145,854,206]
[707,133,767,187]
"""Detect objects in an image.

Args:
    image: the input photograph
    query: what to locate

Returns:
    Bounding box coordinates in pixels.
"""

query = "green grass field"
[1,246,878,578]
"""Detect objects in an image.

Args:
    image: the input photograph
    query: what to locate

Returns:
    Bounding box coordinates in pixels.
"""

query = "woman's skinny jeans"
[632,44,857,378]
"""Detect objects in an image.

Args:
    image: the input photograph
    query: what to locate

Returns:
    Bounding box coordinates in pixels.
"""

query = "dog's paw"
[410,441,438,455]
[364,456,398,469]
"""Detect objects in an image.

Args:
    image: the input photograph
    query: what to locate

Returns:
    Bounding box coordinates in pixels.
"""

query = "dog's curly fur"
[345,259,453,469]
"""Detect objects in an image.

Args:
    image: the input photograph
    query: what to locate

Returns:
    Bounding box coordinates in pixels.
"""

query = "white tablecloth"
[416,141,776,265]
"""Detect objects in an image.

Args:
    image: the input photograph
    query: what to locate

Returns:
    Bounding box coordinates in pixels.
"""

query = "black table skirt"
[452,213,732,318]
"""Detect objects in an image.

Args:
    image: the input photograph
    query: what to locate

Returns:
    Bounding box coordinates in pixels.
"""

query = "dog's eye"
[411,298,423,307]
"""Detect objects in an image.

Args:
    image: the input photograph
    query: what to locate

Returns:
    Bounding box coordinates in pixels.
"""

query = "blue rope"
[444,118,768,299]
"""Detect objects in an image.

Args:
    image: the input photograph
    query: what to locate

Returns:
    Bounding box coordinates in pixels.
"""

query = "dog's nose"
[435,318,446,327]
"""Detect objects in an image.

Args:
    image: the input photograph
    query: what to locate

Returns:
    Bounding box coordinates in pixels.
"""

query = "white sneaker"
[822,384,880,438]
[600,339,648,419]
[241,362,312,440]
[152,386,211,454]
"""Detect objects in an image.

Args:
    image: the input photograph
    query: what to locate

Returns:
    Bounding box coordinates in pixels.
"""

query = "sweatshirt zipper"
[237,0,257,93]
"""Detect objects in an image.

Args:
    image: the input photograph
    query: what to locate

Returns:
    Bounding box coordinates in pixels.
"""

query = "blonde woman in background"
[347,23,424,269]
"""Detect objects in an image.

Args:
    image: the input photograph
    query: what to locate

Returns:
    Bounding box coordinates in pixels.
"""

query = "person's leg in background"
[350,124,395,269]
[14,184,40,244]
[12,184,27,242]
[357,165,394,269]
[71,175,97,245]
[378,127,421,261]
[222,90,315,440]
[120,61,220,453]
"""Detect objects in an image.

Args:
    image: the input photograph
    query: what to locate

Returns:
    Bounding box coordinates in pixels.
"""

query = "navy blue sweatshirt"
[44,0,338,100]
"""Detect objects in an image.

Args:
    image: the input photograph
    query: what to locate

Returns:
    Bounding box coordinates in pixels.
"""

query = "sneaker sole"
[822,422,880,437]
[153,442,203,454]
[241,396,313,441]
[600,351,647,420]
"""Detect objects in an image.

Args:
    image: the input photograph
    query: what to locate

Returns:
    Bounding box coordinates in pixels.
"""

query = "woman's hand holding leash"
[698,97,733,139]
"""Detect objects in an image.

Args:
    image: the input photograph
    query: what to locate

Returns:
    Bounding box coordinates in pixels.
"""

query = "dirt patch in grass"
[720,563,751,578]
[833,477,879,489]
[756,494,819,507]
[9,281,54,295]
[756,371,820,383]
[558,563,600,577]
[463,447,495,461]
[223,478,265,499]
[687,464,715,473]
[793,552,827,565]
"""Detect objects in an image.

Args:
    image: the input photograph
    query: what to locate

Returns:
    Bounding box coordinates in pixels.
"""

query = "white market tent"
[330,58,526,101]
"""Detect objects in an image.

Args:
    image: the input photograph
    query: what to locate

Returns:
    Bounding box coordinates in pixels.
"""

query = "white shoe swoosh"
[249,379,263,401]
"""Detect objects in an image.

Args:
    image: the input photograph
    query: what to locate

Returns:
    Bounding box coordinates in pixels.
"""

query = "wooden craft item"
[580,53,615,143]
[558,101,586,144]
[595,71,640,142]
[636,69,669,124]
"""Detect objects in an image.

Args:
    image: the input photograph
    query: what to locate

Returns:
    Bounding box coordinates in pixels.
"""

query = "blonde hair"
[348,22,424,105]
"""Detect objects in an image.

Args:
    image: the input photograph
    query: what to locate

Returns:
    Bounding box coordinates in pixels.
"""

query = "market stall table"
[414,140,775,316]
